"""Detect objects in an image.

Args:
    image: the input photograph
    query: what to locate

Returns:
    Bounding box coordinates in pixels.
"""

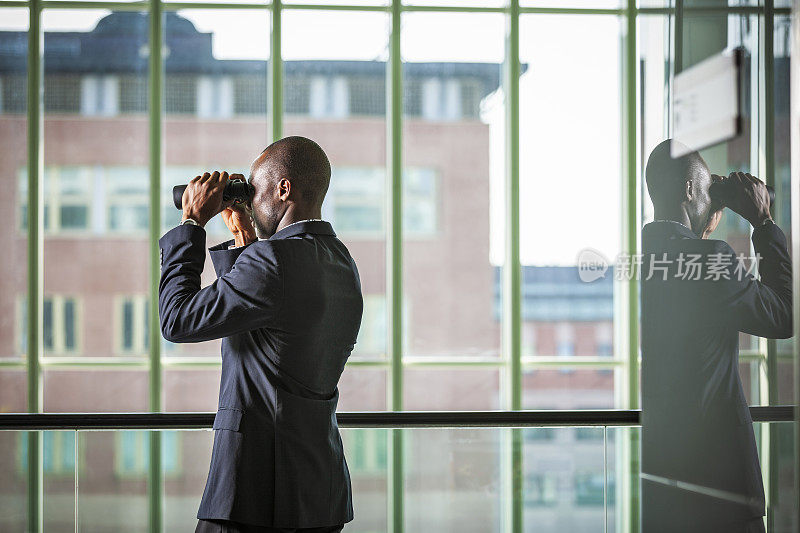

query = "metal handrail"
[0,406,793,430]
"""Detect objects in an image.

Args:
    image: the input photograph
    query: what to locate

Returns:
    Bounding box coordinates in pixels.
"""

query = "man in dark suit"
[158,136,364,533]
[640,140,792,532]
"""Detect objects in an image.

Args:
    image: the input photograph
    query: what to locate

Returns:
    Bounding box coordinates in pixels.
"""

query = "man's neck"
[275,205,323,234]
[653,208,695,234]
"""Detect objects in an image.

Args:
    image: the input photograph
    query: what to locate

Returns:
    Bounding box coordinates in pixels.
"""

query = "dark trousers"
[195,519,344,533]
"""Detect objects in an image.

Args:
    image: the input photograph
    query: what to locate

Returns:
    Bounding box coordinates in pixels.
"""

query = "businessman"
[158,136,364,533]
[640,140,792,532]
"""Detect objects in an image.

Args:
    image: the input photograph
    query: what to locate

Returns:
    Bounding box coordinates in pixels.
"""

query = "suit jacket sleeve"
[708,222,793,339]
[158,225,282,343]
[209,239,250,278]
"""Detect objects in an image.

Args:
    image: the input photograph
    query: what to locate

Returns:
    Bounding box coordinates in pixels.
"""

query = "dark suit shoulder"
[699,238,736,256]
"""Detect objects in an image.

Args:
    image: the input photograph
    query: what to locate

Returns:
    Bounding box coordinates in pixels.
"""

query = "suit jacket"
[158,220,363,529]
[640,220,792,528]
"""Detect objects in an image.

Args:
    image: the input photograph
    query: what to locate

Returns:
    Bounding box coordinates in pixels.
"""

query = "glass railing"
[0,408,793,532]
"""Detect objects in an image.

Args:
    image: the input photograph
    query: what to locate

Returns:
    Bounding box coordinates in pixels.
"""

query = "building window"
[165,75,196,115]
[44,74,81,113]
[322,166,437,237]
[18,432,77,476]
[234,74,267,115]
[106,167,149,234]
[555,322,575,357]
[403,77,422,116]
[524,473,558,506]
[115,431,180,477]
[349,76,384,116]
[595,322,613,357]
[45,296,79,354]
[197,76,233,119]
[19,167,93,234]
[421,77,462,121]
[309,75,348,118]
[81,75,119,116]
[20,295,81,355]
[460,78,482,119]
[116,295,149,355]
[354,295,410,357]
[1,75,26,114]
[119,75,147,114]
[343,429,386,474]
[355,295,387,356]
[403,168,438,235]
[284,75,310,115]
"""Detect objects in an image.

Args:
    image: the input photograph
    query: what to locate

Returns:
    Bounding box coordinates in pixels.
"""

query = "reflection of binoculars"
[709,178,775,208]
[172,179,254,209]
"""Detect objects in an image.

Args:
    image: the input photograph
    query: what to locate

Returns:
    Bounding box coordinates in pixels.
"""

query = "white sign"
[672,48,743,157]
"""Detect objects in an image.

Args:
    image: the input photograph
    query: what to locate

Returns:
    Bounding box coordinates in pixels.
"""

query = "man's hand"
[221,205,258,247]
[724,171,773,227]
[702,173,726,239]
[182,171,233,227]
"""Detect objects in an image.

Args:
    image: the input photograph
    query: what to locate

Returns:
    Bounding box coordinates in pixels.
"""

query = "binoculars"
[173,179,254,210]
[709,178,775,208]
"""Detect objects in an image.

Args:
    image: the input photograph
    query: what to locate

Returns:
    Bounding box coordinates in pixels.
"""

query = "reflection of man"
[641,140,792,532]
[158,136,363,533]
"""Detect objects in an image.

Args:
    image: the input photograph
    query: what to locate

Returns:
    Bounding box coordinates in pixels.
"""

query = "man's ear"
[684,179,694,202]
[278,178,291,201]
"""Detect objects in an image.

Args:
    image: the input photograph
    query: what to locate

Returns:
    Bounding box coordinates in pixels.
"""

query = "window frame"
[6,2,789,533]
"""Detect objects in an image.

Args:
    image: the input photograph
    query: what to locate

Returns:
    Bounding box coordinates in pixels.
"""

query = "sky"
[1,8,623,266]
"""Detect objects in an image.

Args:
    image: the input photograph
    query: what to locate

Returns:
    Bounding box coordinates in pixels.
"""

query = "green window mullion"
[148,0,163,531]
[271,0,282,141]
[503,2,522,533]
[27,0,44,531]
[386,2,402,532]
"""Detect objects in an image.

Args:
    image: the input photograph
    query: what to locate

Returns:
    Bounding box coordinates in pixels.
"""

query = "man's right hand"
[221,205,258,247]
[724,172,773,227]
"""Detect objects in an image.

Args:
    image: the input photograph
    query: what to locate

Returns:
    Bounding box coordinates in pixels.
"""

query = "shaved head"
[247,136,332,238]
[645,139,709,208]
[645,139,717,235]
[256,136,331,208]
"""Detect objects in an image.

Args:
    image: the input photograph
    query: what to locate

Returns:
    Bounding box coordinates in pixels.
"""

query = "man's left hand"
[182,171,234,227]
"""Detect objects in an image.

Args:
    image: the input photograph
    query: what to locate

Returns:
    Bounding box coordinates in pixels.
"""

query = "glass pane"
[404,368,501,410]
[161,9,270,359]
[43,369,148,412]
[78,431,149,532]
[525,0,621,6]
[402,12,504,360]
[164,369,221,412]
[42,431,76,532]
[282,10,389,363]
[768,422,796,531]
[523,368,617,409]
[520,15,621,362]
[523,426,610,529]
[42,10,150,367]
[338,367,388,411]
[0,9,28,364]
[0,431,26,532]
[405,428,505,532]
[341,428,389,532]
[774,14,795,406]
[164,430,212,531]
[407,0,506,6]
[0,369,27,531]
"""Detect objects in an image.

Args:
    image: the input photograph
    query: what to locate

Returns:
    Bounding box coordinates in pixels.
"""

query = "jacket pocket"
[213,407,243,432]
[273,387,344,527]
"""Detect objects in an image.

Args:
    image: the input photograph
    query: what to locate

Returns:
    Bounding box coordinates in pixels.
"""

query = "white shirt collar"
[258,219,324,241]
